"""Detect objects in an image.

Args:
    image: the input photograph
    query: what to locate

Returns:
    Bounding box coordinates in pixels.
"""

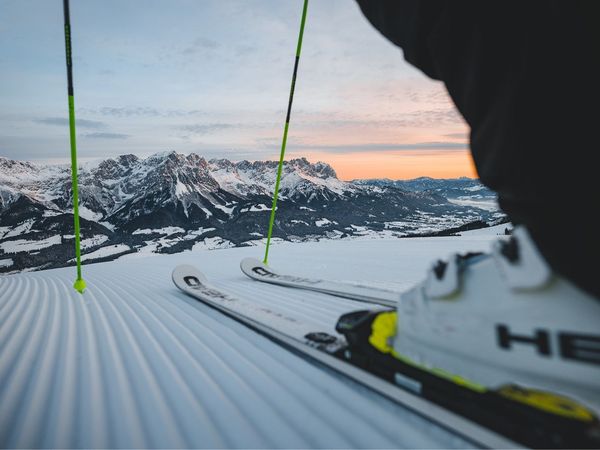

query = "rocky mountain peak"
[0,152,501,274]
[117,154,140,167]
[0,157,40,179]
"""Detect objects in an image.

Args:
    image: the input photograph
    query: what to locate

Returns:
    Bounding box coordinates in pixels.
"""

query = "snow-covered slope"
[0,226,509,448]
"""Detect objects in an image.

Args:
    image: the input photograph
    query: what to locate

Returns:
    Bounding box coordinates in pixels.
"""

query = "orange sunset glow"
[283,91,474,180]
[279,77,475,180]
[300,150,477,181]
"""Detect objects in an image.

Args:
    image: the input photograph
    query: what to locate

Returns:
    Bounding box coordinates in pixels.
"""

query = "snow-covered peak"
[204,156,343,198]
[0,152,362,217]
[0,157,39,175]
[0,157,57,184]
[206,157,348,198]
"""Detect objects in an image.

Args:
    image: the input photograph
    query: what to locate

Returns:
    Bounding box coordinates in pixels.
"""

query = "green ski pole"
[264,0,309,264]
[63,0,86,293]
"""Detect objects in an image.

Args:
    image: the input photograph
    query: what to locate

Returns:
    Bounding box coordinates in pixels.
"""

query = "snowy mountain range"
[0,152,504,272]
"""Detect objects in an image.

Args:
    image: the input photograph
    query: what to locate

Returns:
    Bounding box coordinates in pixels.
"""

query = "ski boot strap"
[493,226,553,290]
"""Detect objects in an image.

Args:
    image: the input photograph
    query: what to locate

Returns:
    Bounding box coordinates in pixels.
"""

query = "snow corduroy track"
[0,248,475,448]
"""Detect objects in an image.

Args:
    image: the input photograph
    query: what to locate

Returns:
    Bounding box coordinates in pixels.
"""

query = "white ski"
[240,257,398,307]
[172,264,345,351]
[172,264,517,449]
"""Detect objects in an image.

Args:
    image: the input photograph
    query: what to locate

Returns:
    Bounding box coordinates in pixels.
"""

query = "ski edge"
[172,264,518,449]
[240,257,398,308]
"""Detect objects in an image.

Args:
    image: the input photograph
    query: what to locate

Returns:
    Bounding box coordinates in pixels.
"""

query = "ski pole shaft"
[264,0,309,264]
[63,0,86,294]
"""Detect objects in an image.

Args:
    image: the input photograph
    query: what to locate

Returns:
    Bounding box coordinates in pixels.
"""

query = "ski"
[172,264,519,448]
[174,264,600,448]
[240,257,398,307]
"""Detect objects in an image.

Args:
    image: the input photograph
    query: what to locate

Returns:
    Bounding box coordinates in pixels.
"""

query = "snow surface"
[448,198,499,212]
[0,227,10,239]
[78,243,131,261]
[42,209,61,217]
[80,234,110,249]
[0,235,61,253]
[315,218,333,227]
[188,227,216,236]
[191,236,235,251]
[3,220,34,239]
[132,226,185,235]
[78,205,103,222]
[0,225,509,448]
[213,204,235,215]
[175,179,189,197]
[240,204,270,212]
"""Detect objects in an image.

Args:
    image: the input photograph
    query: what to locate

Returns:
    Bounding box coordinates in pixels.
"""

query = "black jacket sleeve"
[355,0,600,203]
[355,1,600,299]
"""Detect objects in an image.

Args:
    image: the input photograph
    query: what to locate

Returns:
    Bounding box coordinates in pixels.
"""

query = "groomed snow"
[0,225,510,448]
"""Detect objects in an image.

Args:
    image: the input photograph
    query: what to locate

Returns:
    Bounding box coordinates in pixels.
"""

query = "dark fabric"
[356,0,600,299]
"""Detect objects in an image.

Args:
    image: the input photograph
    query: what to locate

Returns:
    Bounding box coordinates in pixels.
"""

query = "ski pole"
[62,0,86,293]
[264,0,309,265]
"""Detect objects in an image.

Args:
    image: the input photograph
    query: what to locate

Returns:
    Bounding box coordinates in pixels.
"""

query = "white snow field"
[0,225,509,448]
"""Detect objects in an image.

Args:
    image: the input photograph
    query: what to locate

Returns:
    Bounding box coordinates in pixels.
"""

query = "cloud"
[293,108,464,130]
[81,132,129,140]
[445,132,469,139]
[79,106,207,118]
[182,37,221,55]
[291,141,469,154]
[33,117,106,129]
[234,44,258,56]
[405,87,452,105]
[90,107,160,117]
[178,123,235,135]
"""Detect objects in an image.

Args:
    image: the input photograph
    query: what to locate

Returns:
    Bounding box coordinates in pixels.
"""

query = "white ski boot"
[336,226,600,447]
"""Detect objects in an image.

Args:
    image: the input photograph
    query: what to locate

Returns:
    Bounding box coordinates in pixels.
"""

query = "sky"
[0,0,474,180]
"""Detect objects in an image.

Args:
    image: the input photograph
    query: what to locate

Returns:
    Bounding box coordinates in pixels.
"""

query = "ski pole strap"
[264,0,309,264]
[63,0,86,293]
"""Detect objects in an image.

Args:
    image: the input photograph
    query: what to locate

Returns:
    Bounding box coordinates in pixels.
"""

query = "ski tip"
[240,257,267,277]
[172,264,208,289]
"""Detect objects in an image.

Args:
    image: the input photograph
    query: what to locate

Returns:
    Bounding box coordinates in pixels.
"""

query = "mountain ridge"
[0,152,503,273]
